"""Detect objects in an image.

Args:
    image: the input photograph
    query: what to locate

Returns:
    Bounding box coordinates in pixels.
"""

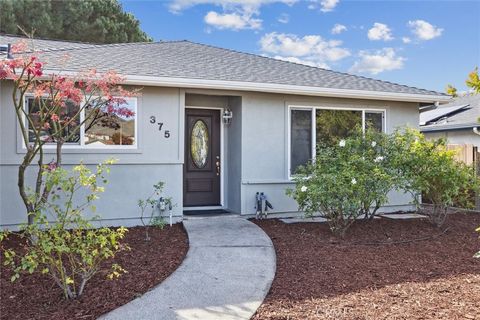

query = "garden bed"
[253,212,480,320]
[0,224,188,320]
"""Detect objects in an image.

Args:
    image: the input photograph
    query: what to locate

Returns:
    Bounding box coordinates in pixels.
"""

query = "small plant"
[389,129,479,227]
[1,160,129,299]
[138,182,172,241]
[288,130,394,236]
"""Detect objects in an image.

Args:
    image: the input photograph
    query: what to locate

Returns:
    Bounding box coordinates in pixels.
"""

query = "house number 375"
[150,116,171,138]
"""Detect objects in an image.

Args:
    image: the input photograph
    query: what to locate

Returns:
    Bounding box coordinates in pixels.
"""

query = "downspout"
[473,127,480,136]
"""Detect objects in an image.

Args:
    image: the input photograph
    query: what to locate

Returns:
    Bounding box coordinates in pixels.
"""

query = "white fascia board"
[39,69,452,104]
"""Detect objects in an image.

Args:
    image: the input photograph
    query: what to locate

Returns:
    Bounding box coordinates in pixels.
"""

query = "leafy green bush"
[389,128,479,227]
[1,160,129,299]
[288,130,395,237]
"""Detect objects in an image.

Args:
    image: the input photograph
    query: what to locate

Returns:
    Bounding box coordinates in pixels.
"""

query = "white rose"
[371,141,377,147]
[300,186,308,192]
[351,178,357,185]
[339,139,346,147]
[374,156,384,163]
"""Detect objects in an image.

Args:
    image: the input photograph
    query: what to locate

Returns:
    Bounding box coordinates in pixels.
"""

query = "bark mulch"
[0,224,188,320]
[253,213,480,320]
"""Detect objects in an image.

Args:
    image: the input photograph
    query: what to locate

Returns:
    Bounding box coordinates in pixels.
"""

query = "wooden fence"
[447,144,480,210]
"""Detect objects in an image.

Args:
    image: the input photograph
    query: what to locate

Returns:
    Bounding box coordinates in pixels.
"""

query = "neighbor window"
[289,107,385,175]
[24,96,137,148]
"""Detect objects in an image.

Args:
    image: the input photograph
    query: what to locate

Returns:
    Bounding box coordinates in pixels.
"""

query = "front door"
[184,108,221,207]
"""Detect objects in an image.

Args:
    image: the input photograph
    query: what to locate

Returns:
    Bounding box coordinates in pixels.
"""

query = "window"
[84,98,136,146]
[26,98,81,144]
[365,111,384,132]
[25,96,137,148]
[289,107,385,175]
[290,109,312,174]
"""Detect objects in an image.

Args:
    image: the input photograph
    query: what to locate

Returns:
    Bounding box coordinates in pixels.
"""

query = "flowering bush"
[388,129,479,227]
[288,130,395,237]
[1,160,129,299]
[0,39,136,223]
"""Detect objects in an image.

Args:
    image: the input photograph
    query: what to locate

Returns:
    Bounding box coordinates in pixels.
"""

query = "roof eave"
[32,69,451,104]
[123,74,451,104]
[420,124,480,132]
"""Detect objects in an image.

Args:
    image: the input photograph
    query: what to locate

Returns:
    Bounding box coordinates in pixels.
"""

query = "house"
[420,94,480,148]
[0,35,450,228]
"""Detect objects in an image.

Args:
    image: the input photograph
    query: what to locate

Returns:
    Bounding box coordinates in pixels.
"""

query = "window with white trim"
[25,96,137,148]
[289,107,385,175]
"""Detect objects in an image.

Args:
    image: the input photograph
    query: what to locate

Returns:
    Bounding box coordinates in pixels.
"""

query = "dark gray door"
[184,108,221,206]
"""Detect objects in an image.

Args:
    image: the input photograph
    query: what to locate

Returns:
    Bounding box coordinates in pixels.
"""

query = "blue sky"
[120,0,480,93]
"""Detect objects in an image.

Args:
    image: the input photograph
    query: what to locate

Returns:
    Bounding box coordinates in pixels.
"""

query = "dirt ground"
[0,224,188,320]
[253,213,480,320]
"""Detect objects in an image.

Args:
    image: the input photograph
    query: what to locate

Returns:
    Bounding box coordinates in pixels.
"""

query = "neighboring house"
[0,35,450,228]
[420,94,480,148]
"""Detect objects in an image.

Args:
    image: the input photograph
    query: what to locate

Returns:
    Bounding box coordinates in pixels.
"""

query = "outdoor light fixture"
[222,108,233,125]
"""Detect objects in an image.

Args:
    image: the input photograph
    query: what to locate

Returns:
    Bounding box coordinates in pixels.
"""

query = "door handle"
[216,156,220,176]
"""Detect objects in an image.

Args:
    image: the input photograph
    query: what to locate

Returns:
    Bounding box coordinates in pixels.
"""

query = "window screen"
[365,111,384,132]
[290,109,312,174]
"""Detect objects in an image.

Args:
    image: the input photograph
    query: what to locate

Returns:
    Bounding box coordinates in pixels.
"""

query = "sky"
[120,0,480,93]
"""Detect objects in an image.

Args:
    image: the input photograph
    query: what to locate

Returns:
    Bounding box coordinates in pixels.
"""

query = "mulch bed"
[253,213,480,320]
[0,224,189,320]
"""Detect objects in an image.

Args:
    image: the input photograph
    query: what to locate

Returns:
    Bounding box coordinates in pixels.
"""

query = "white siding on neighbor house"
[424,130,480,148]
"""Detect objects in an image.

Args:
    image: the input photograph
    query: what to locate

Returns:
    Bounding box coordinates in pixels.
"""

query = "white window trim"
[287,104,387,179]
[22,95,138,150]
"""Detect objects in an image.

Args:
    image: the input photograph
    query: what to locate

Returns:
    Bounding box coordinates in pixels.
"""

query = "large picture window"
[289,106,385,175]
[25,96,137,148]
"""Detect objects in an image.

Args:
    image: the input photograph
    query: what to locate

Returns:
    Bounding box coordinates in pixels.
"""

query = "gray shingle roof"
[0,34,447,98]
[420,95,480,131]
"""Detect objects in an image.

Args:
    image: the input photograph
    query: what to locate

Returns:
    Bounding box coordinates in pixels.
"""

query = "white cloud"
[277,13,289,24]
[402,37,411,44]
[308,0,340,12]
[349,48,405,75]
[408,20,443,40]
[331,23,347,34]
[169,0,297,30]
[367,23,393,41]
[260,32,350,68]
[204,11,261,30]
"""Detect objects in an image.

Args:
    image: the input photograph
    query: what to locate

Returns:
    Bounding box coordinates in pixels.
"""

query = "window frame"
[287,104,387,179]
[22,95,139,150]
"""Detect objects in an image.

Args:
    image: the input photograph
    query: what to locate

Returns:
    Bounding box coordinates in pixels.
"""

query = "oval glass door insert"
[191,120,209,168]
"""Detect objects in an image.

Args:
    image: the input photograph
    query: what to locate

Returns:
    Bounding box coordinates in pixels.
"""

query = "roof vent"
[0,44,13,59]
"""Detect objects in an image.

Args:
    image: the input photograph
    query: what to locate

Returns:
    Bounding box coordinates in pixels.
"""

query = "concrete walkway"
[99,216,276,320]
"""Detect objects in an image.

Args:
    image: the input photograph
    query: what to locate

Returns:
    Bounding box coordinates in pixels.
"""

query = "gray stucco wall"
[1,80,421,227]
[1,82,185,227]
[238,92,419,215]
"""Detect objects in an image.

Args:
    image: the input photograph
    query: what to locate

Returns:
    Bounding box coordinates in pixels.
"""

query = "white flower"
[339,139,346,147]
[374,156,384,163]
[351,178,357,185]
[300,186,308,192]
[371,141,377,147]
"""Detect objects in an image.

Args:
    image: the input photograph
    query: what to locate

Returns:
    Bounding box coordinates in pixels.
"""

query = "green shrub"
[1,160,129,299]
[288,130,395,237]
[389,128,479,227]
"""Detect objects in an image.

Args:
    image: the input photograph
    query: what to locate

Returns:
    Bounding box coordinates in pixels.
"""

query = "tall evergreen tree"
[0,0,152,43]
